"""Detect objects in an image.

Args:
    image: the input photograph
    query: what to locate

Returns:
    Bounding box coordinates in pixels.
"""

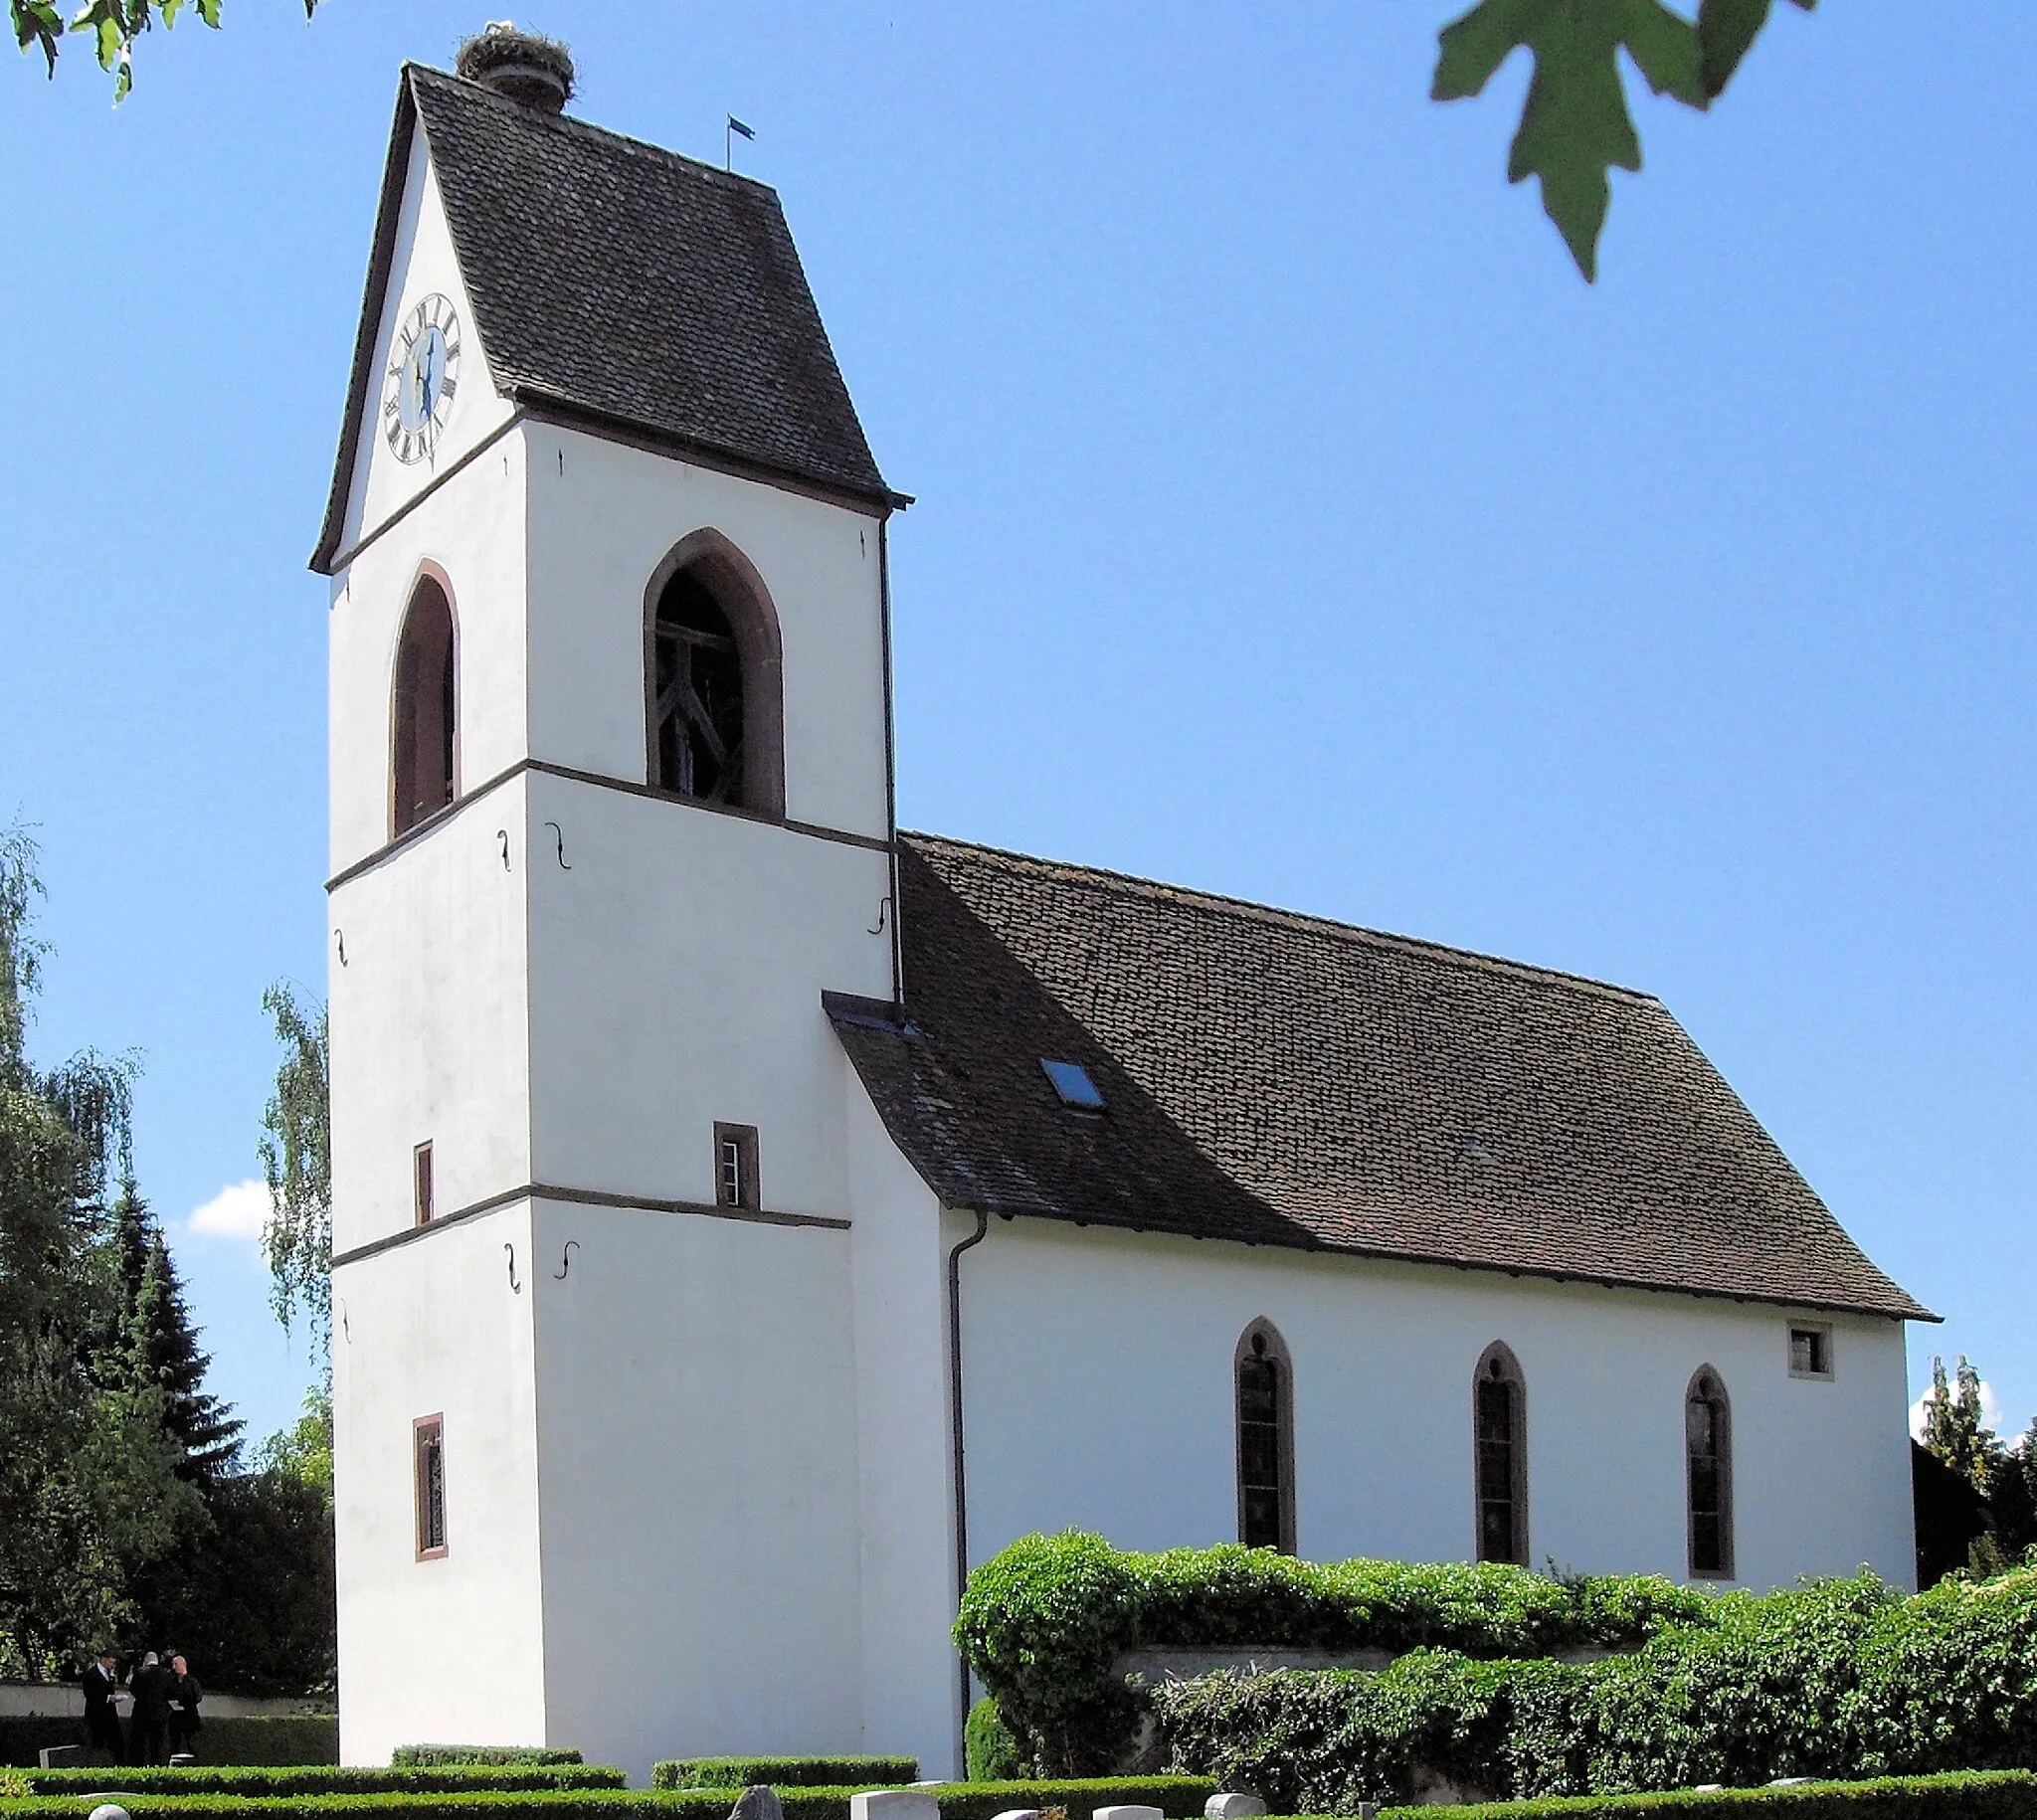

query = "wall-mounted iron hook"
[868,895,891,936]
[504,1242,521,1293]
[545,821,572,869]
[334,929,348,968]
[497,829,512,871]
[554,1239,580,1280]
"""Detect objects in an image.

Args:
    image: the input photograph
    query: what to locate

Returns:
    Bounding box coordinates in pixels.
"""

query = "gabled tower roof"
[313,65,897,571]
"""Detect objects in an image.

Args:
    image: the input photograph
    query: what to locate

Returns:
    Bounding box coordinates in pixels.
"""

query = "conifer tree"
[109,1182,243,1480]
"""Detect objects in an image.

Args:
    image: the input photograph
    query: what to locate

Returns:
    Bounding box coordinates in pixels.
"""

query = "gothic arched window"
[645,532,786,819]
[391,575,457,837]
[1686,1367,1734,1579]
[1235,1320,1296,1553]
[1473,1343,1528,1565]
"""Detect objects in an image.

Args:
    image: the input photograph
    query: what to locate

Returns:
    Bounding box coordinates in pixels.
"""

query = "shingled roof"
[830,834,1932,1321]
[313,66,894,570]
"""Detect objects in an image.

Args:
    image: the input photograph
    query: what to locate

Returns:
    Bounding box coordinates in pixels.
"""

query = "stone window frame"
[389,562,461,839]
[714,1121,760,1211]
[1472,1341,1530,1566]
[413,1140,435,1227]
[643,528,786,821]
[414,1413,448,1561]
[1234,1318,1298,1555]
[1686,1365,1735,1580]
[1787,1321,1835,1380]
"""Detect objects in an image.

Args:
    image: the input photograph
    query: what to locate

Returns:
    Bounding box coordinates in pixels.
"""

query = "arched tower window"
[645,531,786,819]
[1473,1343,1528,1565]
[1686,1367,1734,1579]
[1235,1320,1296,1553]
[391,574,457,837]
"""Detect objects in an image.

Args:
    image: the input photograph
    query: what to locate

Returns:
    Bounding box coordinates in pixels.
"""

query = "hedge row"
[955,1534,1718,1772]
[0,1715,337,1769]
[651,1760,916,1792]
[19,1767,622,1796]
[394,1753,588,1770]
[1155,1569,2037,1811]
[0,1777,1217,1820]
[1355,1772,2037,1820]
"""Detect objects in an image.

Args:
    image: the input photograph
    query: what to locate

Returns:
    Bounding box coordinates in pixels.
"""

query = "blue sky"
[2,4,2031,1454]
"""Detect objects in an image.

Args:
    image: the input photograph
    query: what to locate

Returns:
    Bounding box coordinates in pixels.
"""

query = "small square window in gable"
[1788,1324,1834,1379]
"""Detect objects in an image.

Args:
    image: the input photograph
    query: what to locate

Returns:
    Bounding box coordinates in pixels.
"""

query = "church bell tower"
[313,33,935,1779]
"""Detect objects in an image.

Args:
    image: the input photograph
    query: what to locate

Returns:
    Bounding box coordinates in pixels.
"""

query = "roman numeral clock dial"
[382,293,463,465]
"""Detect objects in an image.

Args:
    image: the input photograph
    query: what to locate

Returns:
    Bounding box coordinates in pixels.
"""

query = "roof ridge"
[899,828,1661,1006]
[406,63,781,197]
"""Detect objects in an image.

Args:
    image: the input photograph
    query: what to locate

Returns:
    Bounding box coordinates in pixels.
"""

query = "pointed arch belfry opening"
[1235,1319,1296,1554]
[1473,1342,1528,1565]
[1686,1365,1735,1579]
[644,529,786,819]
[391,568,458,838]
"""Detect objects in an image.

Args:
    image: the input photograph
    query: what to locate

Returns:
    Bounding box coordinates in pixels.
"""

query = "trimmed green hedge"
[0,1714,337,1769]
[19,1767,622,1796]
[650,1760,915,1792]
[393,1752,587,1770]
[1358,1772,2037,1820]
[1155,1568,2037,1810]
[0,1777,1217,1820]
[956,1534,1718,1774]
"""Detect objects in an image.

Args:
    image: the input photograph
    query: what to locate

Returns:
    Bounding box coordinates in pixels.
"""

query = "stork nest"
[455,25,576,106]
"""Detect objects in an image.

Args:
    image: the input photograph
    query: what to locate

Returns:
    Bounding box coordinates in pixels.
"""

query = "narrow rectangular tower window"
[714,1123,760,1210]
[414,1141,435,1226]
[414,1415,448,1559]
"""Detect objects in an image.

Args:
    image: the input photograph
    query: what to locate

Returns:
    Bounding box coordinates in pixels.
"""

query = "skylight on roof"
[1040,1058,1105,1111]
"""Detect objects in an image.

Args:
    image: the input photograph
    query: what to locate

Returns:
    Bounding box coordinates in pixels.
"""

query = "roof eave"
[511,385,912,516]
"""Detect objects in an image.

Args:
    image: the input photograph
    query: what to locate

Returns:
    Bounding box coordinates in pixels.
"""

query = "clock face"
[383,293,463,464]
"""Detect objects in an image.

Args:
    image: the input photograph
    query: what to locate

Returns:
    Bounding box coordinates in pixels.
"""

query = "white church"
[318,33,1931,1786]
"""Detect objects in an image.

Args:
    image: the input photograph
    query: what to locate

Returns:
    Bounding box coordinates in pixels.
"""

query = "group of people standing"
[81,1650,203,1765]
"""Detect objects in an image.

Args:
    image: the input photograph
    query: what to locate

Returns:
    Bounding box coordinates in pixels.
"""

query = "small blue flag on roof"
[727,114,755,139]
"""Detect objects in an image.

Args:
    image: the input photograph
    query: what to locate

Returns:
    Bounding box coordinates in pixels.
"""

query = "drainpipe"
[947,1206,991,1756]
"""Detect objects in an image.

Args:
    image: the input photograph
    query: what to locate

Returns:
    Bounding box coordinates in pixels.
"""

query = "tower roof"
[830,834,1934,1322]
[313,65,897,571]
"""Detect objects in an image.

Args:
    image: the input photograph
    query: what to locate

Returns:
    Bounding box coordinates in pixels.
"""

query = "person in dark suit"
[81,1652,122,1761]
[167,1655,202,1760]
[127,1652,171,1766]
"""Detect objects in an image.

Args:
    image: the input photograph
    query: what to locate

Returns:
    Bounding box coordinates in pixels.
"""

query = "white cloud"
[1910,1374,2009,1442]
[187,1179,271,1244]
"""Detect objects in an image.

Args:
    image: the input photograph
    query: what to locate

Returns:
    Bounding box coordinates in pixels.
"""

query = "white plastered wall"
[845,1074,963,1776]
[336,123,515,559]
[332,1199,546,1766]
[521,426,891,841]
[522,772,892,1211]
[527,1196,863,1786]
[327,423,528,875]
[326,782,531,1257]
[954,1219,1916,1591]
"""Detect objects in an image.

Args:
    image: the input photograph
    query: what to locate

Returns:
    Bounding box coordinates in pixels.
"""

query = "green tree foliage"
[1922,1354,2000,1495]
[1433,0,1815,280]
[0,824,194,1674]
[0,826,332,1691]
[259,981,330,1364]
[257,1383,333,1510]
[101,1180,244,1480]
[10,0,315,103]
